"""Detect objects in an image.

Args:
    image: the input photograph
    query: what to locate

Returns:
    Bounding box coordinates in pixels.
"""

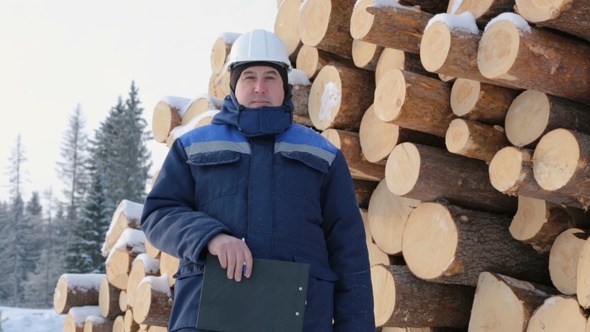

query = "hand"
[207,233,253,282]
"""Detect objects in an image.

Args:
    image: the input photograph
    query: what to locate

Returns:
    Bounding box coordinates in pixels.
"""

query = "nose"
[254,80,267,94]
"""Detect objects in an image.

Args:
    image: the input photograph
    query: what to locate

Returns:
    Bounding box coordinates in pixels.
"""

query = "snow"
[162,96,192,117]
[289,69,311,86]
[485,12,531,33]
[319,82,340,123]
[113,228,146,254]
[140,275,172,296]
[426,12,479,35]
[0,306,65,332]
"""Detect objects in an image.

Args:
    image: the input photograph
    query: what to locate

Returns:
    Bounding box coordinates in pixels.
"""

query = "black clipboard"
[197,254,310,332]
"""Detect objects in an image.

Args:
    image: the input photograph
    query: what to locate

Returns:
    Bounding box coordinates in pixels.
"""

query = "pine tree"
[0,202,10,301]
[23,189,67,307]
[0,135,28,305]
[68,81,152,273]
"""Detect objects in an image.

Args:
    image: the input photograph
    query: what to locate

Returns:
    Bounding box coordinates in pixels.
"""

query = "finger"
[226,252,237,280]
[243,251,253,278]
[217,252,228,269]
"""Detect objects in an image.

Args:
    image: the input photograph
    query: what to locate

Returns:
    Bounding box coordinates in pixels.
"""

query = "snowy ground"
[0,306,65,332]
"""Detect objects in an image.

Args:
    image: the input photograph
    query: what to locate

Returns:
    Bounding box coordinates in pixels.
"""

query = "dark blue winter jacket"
[141,91,375,331]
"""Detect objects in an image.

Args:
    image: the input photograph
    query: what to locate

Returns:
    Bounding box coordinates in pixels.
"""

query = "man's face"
[234,65,285,108]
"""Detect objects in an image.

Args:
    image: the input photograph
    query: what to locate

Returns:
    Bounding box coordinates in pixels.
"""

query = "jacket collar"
[212,91,294,137]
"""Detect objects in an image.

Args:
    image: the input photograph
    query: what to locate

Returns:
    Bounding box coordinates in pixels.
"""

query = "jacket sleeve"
[321,151,376,331]
[140,138,230,263]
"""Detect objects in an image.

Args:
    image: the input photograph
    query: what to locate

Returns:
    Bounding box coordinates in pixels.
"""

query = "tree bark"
[83,316,114,332]
[291,83,313,128]
[374,69,454,138]
[533,128,590,209]
[132,275,173,327]
[209,33,239,76]
[527,295,587,331]
[478,17,590,105]
[375,48,432,84]
[151,99,184,143]
[321,128,385,181]
[420,18,491,83]
[99,276,124,319]
[124,310,141,332]
[297,0,355,58]
[515,0,590,42]
[447,0,516,27]
[402,201,550,286]
[63,306,102,332]
[351,2,432,54]
[510,196,576,254]
[468,271,557,332]
[368,179,420,255]
[450,78,520,125]
[505,89,590,148]
[102,200,143,257]
[359,104,444,164]
[445,118,510,162]
[53,273,104,314]
[489,146,584,208]
[183,95,222,126]
[126,254,161,308]
[308,64,374,131]
[353,179,378,210]
[351,39,383,71]
[371,264,475,328]
[386,142,517,215]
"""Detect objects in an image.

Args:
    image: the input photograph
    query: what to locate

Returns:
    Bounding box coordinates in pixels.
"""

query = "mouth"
[250,100,271,106]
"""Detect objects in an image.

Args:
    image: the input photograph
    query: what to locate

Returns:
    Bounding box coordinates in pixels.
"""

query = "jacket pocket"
[186,150,241,203]
[277,151,328,207]
[293,253,338,282]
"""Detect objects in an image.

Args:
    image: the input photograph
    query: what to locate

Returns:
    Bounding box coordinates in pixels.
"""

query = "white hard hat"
[226,29,292,72]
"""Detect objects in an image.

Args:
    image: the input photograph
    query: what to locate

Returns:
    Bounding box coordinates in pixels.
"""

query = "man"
[141,29,375,331]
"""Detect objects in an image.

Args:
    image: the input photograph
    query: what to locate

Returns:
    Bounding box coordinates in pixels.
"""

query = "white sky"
[0,0,279,203]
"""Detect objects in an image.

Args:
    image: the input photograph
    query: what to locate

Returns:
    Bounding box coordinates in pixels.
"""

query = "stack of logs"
[54,0,590,330]
[54,199,180,332]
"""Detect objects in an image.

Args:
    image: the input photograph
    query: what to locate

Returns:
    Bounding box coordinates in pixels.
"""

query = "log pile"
[54,200,177,332]
[56,0,590,330]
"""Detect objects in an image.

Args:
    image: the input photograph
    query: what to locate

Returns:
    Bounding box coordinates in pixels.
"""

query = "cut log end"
[468,272,532,331]
[350,0,376,39]
[533,128,579,191]
[478,20,520,79]
[308,65,342,130]
[374,69,406,123]
[385,142,420,196]
[527,295,587,331]
[515,0,569,22]
[445,118,471,155]
[359,105,399,164]
[370,265,396,327]
[402,202,458,280]
[505,90,550,147]
[274,0,303,55]
[489,146,530,194]
[298,0,331,47]
[509,196,548,242]
[450,78,480,117]
[420,21,452,73]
